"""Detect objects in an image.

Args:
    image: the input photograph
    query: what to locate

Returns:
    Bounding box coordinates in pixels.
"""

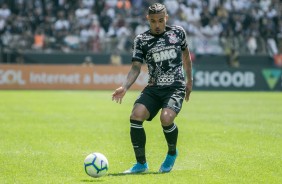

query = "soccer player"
[112,3,193,174]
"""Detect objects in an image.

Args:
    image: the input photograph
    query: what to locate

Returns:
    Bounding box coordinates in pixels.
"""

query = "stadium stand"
[0,0,281,62]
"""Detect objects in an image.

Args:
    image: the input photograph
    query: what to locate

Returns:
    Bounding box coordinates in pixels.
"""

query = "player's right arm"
[112,61,142,104]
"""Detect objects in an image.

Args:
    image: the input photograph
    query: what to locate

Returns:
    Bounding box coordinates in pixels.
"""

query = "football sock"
[130,119,146,164]
[162,123,178,156]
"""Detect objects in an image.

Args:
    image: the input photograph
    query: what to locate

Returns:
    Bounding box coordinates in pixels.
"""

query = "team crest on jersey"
[168,33,178,44]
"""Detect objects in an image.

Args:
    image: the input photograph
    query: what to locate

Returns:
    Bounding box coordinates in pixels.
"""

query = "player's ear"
[146,14,149,21]
[165,14,169,21]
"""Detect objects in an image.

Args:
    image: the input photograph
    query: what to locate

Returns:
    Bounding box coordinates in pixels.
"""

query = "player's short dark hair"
[148,3,167,15]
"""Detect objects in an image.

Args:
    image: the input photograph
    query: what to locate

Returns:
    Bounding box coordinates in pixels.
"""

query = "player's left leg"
[160,108,178,155]
[159,108,179,173]
[159,87,185,173]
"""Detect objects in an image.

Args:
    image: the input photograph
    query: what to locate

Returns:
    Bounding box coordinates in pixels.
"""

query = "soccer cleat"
[159,150,178,173]
[123,162,148,174]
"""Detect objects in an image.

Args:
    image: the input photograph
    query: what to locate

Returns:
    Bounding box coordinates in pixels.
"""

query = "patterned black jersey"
[132,25,188,87]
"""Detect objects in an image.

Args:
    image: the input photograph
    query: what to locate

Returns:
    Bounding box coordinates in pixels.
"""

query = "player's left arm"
[182,47,193,102]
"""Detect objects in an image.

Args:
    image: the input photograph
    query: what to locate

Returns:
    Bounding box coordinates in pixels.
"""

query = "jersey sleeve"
[131,35,144,63]
[178,26,188,51]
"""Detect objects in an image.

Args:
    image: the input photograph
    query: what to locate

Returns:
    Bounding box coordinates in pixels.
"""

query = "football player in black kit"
[112,3,193,174]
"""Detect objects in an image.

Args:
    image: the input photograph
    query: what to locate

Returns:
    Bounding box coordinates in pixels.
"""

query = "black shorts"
[134,86,186,121]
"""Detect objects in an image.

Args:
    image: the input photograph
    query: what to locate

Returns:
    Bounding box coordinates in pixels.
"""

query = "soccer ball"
[84,152,109,178]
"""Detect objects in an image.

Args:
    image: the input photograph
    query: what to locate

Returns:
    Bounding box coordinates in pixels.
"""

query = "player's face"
[147,12,168,35]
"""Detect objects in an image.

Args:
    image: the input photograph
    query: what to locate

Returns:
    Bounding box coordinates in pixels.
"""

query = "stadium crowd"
[0,0,281,57]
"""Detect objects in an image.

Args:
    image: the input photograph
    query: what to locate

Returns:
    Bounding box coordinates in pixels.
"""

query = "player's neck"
[149,26,168,37]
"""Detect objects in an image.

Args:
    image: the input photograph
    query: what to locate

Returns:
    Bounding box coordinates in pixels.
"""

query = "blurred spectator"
[267,37,279,56]
[200,5,213,27]
[89,18,105,52]
[109,49,122,65]
[82,0,95,9]
[201,17,223,39]
[259,0,271,12]
[0,16,5,34]
[82,55,94,66]
[106,0,118,8]
[54,10,70,31]
[99,9,112,33]
[64,33,80,51]
[0,0,280,57]
[182,3,201,24]
[208,0,220,13]
[228,48,239,68]
[94,0,106,16]
[197,17,223,54]
[277,19,282,43]
[53,10,70,50]
[15,52,25,64]
[32,28,45,50]
[164,0,179,16]
[0,3,11,20]
[274,54,282,67]
[220,27,239,58]
[216,3,229,28]
[247,33,258,55]
[134,21,149,36]
[75,1,92,27]
[116,0,131,17]
[116,22,131,52]
[80,24,93,47]
[185,0,203,9]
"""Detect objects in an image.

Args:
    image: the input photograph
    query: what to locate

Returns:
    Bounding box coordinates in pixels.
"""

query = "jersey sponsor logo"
[151,45,175,53]
[141,35,154,40]
[157,74,174,85]
[153,49,177,62]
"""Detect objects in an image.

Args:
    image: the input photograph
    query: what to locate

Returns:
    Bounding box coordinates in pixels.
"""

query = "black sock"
[130,119,146,164]
[162,123,178,156]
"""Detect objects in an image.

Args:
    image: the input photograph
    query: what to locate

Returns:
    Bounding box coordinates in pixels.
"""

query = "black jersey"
[132,25,188,87]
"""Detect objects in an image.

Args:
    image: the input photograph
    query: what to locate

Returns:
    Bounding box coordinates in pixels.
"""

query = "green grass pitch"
[0,90,281,184]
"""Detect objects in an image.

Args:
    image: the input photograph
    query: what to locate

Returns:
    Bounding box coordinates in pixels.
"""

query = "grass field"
[0,90,281,184]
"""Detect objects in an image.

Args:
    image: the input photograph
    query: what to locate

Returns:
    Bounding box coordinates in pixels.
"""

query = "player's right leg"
[123,103,150,174]
[123,87,161,174]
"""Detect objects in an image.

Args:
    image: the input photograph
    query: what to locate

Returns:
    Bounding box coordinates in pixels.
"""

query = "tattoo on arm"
[123,62,141,90]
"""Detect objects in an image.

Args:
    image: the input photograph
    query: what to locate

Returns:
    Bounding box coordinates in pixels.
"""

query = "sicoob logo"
[262,69,281,89]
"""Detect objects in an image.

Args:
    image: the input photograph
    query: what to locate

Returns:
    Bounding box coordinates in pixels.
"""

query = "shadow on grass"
[81,172,165,183]
[81,179,106,183]
[81,172,164,182]
[108,171,164,177]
